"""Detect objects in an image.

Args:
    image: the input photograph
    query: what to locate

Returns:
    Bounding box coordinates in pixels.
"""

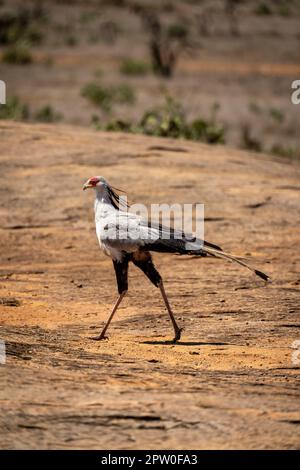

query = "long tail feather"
[203,246,270,281]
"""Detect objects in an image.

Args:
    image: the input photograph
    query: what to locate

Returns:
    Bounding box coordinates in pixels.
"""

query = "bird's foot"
[172,327,183,344]
[88,334,108,341]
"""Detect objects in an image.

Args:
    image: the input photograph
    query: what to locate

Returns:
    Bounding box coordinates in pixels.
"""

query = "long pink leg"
[158,281,183,343]
[89,291,127,340]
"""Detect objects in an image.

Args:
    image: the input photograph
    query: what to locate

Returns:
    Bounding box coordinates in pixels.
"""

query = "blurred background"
[0,0,299,158]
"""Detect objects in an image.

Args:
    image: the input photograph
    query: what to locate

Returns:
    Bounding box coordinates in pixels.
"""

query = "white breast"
[93,195,160,261]
[94,199,118,259]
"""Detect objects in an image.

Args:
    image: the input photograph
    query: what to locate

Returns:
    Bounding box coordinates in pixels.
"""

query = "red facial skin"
[88,177,100,187]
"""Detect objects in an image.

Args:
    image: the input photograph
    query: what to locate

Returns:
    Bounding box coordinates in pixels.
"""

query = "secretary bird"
[83,176,269,343]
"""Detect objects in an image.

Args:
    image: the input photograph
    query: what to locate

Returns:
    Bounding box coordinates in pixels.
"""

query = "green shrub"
[105,119,133,132]
[271,144,297,159]
[81,83,113,112]
[101,97,225,144]
[81,83,136,112]
[0,96,29,120]
[120,58,149,76]
[0,11,43,45]
[2,43,33,64]
[269,107,285,123]
[138,97,185,138]
[254,3,273,15]
[241,124,262,152]
[167,22,188,39]
[91,114,101,130]
[189,119,225,144]
[23,24,43,45]
[34,105,63,123]
[139,98,225,143]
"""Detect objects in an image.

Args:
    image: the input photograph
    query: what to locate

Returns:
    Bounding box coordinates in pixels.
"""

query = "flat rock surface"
[0,121,299,449]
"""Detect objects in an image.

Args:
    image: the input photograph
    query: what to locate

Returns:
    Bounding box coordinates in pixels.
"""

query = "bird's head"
[83,176,107,191]
[83,176,128,210]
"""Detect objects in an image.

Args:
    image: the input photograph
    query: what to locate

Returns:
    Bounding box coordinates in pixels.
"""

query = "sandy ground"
[0,121,299,449]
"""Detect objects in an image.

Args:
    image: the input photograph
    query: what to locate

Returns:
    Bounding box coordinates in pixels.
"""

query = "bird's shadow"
[140,340,230,346]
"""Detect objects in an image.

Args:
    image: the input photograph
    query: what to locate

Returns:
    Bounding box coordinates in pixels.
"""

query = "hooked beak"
[83,182,93,191]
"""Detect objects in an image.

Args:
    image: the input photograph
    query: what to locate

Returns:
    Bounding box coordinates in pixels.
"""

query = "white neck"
[95,186,112,204]
[94,187,116,218]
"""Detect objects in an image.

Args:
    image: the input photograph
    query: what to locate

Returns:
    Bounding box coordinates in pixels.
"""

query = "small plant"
[254,3,273,15]
[140,97,187,138]
[100,97,225,144]
[81,83,135,112]
[105,119,133,132]
[0,96,29,120]
[2,43,33,64]
[241,124,262,152]
[120,58,149,76]
[0,10,43,46]
[271,144,297,159]
[188,118,225,144]
[167,22,188,39]
[91,114,101,130]
[34,105,63,123]
[81,83,113,112]
[23,24,43,45]
[269,107,285,124]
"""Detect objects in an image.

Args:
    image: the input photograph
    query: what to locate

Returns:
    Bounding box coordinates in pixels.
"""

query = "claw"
[88,335,108,341]
[172,327,183,344]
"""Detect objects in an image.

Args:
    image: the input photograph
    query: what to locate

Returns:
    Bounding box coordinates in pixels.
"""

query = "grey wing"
[139,218,223,253]
[99,211,220,255]
[98,211,161,254]
[140,219,205,253]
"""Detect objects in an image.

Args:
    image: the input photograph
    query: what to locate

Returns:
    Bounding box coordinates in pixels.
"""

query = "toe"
[88,335,108,341]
